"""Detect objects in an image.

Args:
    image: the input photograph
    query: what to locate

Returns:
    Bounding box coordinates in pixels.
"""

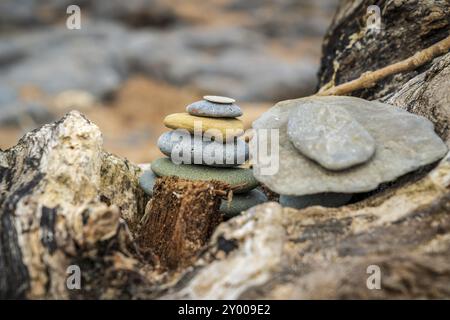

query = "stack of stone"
[252,95,448,209]
[139,95,266,218]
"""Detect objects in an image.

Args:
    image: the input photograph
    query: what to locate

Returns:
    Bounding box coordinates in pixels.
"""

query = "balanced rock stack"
[139,95,266,218]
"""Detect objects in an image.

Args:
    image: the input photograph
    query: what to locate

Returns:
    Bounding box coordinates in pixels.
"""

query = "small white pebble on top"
[203,95,236,104]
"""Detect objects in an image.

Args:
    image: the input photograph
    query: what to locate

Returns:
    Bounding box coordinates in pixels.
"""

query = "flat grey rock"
[252,96,448,196]
[287,104,375,170]
[280,193,352,209]
[158,130,248,167]
[220,189,267,218]
[186,100,242,118]
[139,169,157,196]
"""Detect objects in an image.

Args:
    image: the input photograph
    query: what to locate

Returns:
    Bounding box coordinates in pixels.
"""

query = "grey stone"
[0,22,129,99]
[0,0,174,28]
[279,193,352,209]
[252,96,448,196]
[139,169,157,196]
[220,189,267,218]
[0,102,54,127]
[0,86,17,106]
[126,27,318,101]
[287,104,376,170]
[186,100,242,118]
[158,130,249,167]
[89,0,175,27]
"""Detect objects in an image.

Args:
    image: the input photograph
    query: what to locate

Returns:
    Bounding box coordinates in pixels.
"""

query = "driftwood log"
[1,0,450,299]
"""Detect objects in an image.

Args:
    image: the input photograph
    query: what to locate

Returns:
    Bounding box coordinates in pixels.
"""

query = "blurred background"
[0,0,338,163]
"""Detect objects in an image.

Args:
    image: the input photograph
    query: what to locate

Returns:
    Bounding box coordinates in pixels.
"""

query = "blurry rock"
[0,0,75,28]
[0,2,332,104]
[0,38,26,66]
[89,0,176,27]
[127,27,318,100]
[0,0,175,29]
[226,0,339,38]
[0,22,129,99]
[190,49,318,101]
[0,102,54,127]
[0,87,18,107]
[52,90,96,110]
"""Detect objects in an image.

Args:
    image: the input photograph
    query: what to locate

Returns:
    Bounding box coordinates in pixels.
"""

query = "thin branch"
[317,35,450,96]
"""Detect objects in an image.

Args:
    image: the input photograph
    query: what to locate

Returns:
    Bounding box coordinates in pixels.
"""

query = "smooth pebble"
[151,157,258,193]
[158,130,249,167]
[287,104,376,170]
[203,95,236,104]
[187,100,242,118]
[164,112,244,140]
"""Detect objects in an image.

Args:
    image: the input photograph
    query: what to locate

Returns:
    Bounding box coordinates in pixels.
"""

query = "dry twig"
[317,35,450,96]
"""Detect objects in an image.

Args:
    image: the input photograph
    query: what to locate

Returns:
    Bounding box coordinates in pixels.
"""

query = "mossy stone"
[151,157,258,193]
[220,189,267,218]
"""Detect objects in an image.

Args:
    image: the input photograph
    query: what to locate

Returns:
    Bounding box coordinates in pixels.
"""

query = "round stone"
[139,170,157,196]
[158,131,249,167]
[220,189,267,218]
[164,112,244,140]
[151,157,259,193]
[203,95,236,104]
[279,193,352,209]
[186,100,242,118]
[287,104,376,170]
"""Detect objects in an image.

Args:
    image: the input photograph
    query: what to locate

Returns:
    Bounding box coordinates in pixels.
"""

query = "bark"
[137,177,226,271]
[318,0,449,100]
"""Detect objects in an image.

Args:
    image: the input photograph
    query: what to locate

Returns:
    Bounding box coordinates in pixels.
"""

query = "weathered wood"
[0,111,151,299]
[318,35,450,96]
[318,0,449,100]
[137,177,226,270]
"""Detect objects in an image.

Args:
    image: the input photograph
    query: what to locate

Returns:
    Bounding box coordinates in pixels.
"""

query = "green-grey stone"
[220,189,267,218]
[151,157,258,193]
[139,170,157,196]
